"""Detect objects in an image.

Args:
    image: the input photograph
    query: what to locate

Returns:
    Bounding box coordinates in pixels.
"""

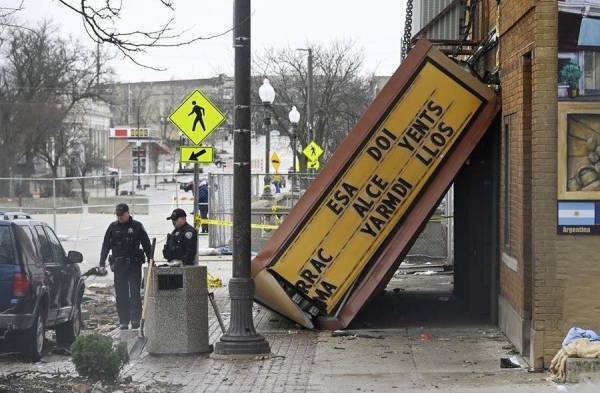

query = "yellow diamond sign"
[303,141,323,161]
[271,152,281,171]
[169,90,225,145]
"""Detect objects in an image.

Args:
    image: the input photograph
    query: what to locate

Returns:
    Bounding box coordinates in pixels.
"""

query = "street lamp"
[258,78,275,199]
[288,106,300,192]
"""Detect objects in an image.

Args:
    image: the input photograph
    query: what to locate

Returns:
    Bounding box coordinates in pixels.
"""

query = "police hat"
[115,203,129,215]
[167,208,187,220]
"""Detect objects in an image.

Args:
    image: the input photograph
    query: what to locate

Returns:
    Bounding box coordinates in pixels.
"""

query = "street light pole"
[288,106,300,193]
[259,78,275,199]
[214,0,270,357]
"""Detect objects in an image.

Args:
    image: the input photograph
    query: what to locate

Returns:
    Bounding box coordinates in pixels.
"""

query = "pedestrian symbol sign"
[307,160,320,170]
[303,141,323,161]
[271,152,281,171]
[179,146,215,164]
[169,90,225,145]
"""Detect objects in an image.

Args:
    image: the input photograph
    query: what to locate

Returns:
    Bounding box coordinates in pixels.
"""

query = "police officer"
[99,203,152,330]
[163,208,197,265]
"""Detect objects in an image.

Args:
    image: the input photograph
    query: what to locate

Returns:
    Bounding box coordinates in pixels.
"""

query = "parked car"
[0,212,84,360]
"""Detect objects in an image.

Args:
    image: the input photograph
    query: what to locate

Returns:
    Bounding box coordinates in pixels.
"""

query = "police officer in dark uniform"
[98,203,152,330]
[163,208,197,265]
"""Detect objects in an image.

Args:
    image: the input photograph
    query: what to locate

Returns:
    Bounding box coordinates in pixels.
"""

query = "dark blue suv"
[0,213,84,360]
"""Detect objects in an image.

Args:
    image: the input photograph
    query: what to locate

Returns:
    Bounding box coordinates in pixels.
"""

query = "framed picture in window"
[558,101,600,199]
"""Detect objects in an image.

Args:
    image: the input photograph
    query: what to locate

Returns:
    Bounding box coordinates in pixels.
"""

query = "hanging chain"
[401,0,414,60]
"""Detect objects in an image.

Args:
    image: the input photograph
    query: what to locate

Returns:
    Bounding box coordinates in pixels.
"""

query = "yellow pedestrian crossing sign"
[180,146,214,164]
[169,90,225,145]
[303,141,323,161]
[271,152,281,171]
[307,160,320,170]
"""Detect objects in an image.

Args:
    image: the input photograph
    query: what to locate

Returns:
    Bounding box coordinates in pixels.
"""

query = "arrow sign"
[180,146,214,164]
[189,149,207,161]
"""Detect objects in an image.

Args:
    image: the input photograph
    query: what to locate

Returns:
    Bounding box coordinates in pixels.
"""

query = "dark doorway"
[350,118,501,329]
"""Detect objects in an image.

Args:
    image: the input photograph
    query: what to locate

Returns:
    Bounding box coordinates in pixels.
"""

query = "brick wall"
[477,0,600,367]
[531,0,559,367]
[496,0,535,322]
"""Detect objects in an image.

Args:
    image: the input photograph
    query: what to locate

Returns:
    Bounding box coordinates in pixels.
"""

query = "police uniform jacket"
[100,218,152,267]
[163,223,197,265]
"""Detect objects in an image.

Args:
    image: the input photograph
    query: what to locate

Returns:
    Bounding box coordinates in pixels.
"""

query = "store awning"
[579,17,600,47]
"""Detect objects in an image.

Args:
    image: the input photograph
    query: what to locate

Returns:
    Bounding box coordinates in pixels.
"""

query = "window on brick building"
[503,115,513,254]
[584,51,600,94]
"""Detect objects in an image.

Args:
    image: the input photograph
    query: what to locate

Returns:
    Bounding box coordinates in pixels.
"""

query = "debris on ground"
[331,330,385,340]
[420,333,433,342]
[82,284,119,334]
[0,371,182,393]
[500,357,521,369]
[207,273,223,288]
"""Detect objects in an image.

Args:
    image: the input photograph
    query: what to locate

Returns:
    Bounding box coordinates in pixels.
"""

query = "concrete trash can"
[145,265,209,354]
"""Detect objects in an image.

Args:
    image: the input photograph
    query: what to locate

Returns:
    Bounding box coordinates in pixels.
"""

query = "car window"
[0,227,15,264]
[44,227,65,265]
[35,226,53,262]
[15,225,38,266]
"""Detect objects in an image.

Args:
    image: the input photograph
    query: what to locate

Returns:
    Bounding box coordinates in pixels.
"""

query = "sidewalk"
[0,257,572,392]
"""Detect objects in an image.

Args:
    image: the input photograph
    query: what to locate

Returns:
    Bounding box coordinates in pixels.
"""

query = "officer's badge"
[185,231,193,239]
[128,228,134,234]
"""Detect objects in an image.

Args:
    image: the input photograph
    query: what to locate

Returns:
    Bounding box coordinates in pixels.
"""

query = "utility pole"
[307,48,314,144]
[298,47,314,173]
[214,0,270,357]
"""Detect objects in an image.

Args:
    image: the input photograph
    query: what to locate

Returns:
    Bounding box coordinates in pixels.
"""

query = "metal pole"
[262,112,272,198]
[307,49,315,175]
[193,163,199,264]
[52,179,57,232]
[214,0,270,356]
[291,124,298,193]
[307,49,314,143]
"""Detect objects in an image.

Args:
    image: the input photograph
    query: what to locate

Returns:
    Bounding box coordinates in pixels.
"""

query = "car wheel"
[56,300,81,347]
[21,312,45,361]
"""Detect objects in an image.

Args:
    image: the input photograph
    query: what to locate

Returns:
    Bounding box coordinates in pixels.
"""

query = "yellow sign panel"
[169,90,225,145]
[269,61,484,313]
[180,146,214,164]
[303,141,323,161]
[271,152,281,171]
[307,160,320,170]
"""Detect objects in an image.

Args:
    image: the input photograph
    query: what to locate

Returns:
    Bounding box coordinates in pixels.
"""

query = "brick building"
[412,0,600,368]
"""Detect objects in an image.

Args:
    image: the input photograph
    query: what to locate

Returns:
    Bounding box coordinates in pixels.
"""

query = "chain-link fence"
[0,171,453,266]
[207,173,453,265]
[0,172,199,230]
[207,172,315,251]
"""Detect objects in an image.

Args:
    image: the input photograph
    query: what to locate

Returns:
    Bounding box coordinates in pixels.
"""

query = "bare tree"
[0,22,109,193]
[0,1,235,70]
[253,41,375,170]
[68,138,106,203]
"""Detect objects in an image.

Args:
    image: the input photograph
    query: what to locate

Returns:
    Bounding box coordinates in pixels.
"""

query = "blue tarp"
[562,327,600,347]
[579,17,600,47]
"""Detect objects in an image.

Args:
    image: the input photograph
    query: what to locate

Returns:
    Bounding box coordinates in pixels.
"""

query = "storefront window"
[584,51,600,93]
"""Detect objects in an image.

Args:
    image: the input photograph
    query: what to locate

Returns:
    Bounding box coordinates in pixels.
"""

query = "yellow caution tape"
[193,213,451,230]
[207,273,223,288]
[194,215,279,230]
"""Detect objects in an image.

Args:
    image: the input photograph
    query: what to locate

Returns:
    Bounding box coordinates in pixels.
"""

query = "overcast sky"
[17,0,407,82]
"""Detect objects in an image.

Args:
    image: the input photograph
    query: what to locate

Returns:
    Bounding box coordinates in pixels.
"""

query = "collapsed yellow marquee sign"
[268,60,485,313]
